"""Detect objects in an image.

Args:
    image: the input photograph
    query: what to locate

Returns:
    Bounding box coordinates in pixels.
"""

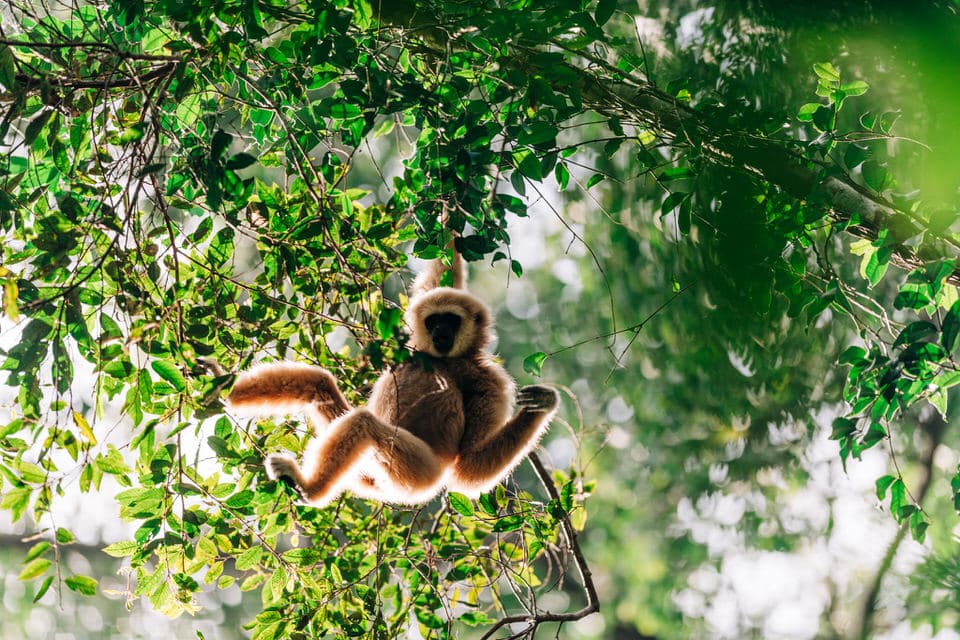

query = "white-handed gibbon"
[227,250,559,506]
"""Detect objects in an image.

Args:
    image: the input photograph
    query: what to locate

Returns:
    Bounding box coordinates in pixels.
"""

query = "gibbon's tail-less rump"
[226,250,560,507]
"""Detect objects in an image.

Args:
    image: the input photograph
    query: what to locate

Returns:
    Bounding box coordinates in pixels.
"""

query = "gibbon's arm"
[452,384,559,494]
[411,248,465,297]
[227,362,351,426]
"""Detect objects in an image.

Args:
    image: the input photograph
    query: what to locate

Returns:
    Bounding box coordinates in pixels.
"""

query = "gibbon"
[227,251,559,506]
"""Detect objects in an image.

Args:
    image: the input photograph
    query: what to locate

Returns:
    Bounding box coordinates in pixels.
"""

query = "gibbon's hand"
[517,385,559,413]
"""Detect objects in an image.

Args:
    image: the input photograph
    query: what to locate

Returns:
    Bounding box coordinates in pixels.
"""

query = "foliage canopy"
[2,0,960,638]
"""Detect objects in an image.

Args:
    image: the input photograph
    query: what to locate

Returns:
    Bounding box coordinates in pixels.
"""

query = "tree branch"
[0,37,181,62]
[857,411,947,639]
[374,6,960,281]
[479,452,599,640]
[7,62,178,94]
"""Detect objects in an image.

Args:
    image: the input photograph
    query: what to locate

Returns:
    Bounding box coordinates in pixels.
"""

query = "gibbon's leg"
[228,362,351,426]
[452,385,559,493]
[266,408,446,506]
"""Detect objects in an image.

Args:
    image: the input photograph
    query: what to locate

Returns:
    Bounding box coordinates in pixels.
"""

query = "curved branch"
[857,411,947,639]
[479,452,599,640]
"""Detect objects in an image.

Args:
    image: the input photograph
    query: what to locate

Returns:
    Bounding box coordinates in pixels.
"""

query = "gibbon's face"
[407,288,491,358]
[425,312,462,355]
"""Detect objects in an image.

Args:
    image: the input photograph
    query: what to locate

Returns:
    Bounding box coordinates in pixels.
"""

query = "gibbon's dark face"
[424,312,462,355]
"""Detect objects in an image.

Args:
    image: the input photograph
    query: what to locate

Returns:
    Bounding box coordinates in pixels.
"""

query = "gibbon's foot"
[264,454,304,499]
[517,385,559,413]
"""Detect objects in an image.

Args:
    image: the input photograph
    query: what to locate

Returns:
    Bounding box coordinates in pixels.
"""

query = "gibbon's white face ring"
[405,287,491,358]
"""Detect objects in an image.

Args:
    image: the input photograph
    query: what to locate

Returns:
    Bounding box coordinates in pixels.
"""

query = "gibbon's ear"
[411,247,465,297]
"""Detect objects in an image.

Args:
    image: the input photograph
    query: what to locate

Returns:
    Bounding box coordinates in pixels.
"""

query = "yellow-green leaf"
[73,412,96,444]
[102,541,138,558]
[16,459,46,484]
[3,279,19,321]
[18,557,51,581]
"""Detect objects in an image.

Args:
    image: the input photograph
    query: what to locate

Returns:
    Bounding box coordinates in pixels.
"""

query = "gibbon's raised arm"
[227,247,558,507]
[411,246,465,298]
[450,385,558,495]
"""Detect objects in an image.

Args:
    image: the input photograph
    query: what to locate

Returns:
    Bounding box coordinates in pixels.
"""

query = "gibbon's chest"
[367,362,466,455]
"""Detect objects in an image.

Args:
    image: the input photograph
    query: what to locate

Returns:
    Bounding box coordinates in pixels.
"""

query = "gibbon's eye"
[424,312,462,354]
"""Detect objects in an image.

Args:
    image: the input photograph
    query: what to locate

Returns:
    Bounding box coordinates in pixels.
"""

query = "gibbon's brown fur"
[227,252,559,506]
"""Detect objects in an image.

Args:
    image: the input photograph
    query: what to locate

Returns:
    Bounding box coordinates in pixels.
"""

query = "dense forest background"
[2,1,960,638]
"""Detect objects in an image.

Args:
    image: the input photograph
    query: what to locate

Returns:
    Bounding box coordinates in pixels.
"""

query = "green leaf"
[518,122,557,147]
[660,191,687,218]
[33,575,53,603]
[191,217,214,244]
[479,492,498,516]
[235,546,262,571]
[25,541,50,562]
[811,105,834,132]
[936,372,960,395]
[103,541,138,558]
[909,510,928,542]
[894,284,932,310]
[119,123,145,144]
[16,459,46,484]
[377,307,402,341]
[96,446,132,475]
[448,492,474,516]
[522,351,548,376]
[862,245,892,287]
[862,161,889,192]
[151,360,186,392]
[839,80,869,97]
[459,611,493,627]
[595,0,616,25]
[585,173,605,189]
[860,422,886,450]
[875,474,896,500]
[813,62,840,82]
[513,149,543,181]
[24,109,53,146]
[492,514,523,533]
[838,346,867,366]
[677,199,691,234]
[889,478,906,514]
[952,469,960,512]
[225,489,255,509]
[843,144,869,170]
[796,102,821,122]
[554,162,570,190]
[0,45,15,91]
[281,548,321,566]
[830,417,855,440]
[65,575,98,596]
[1,486,31,521]
[18,557,51,581]
[893,321,937,348]
[942,301,960,353]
